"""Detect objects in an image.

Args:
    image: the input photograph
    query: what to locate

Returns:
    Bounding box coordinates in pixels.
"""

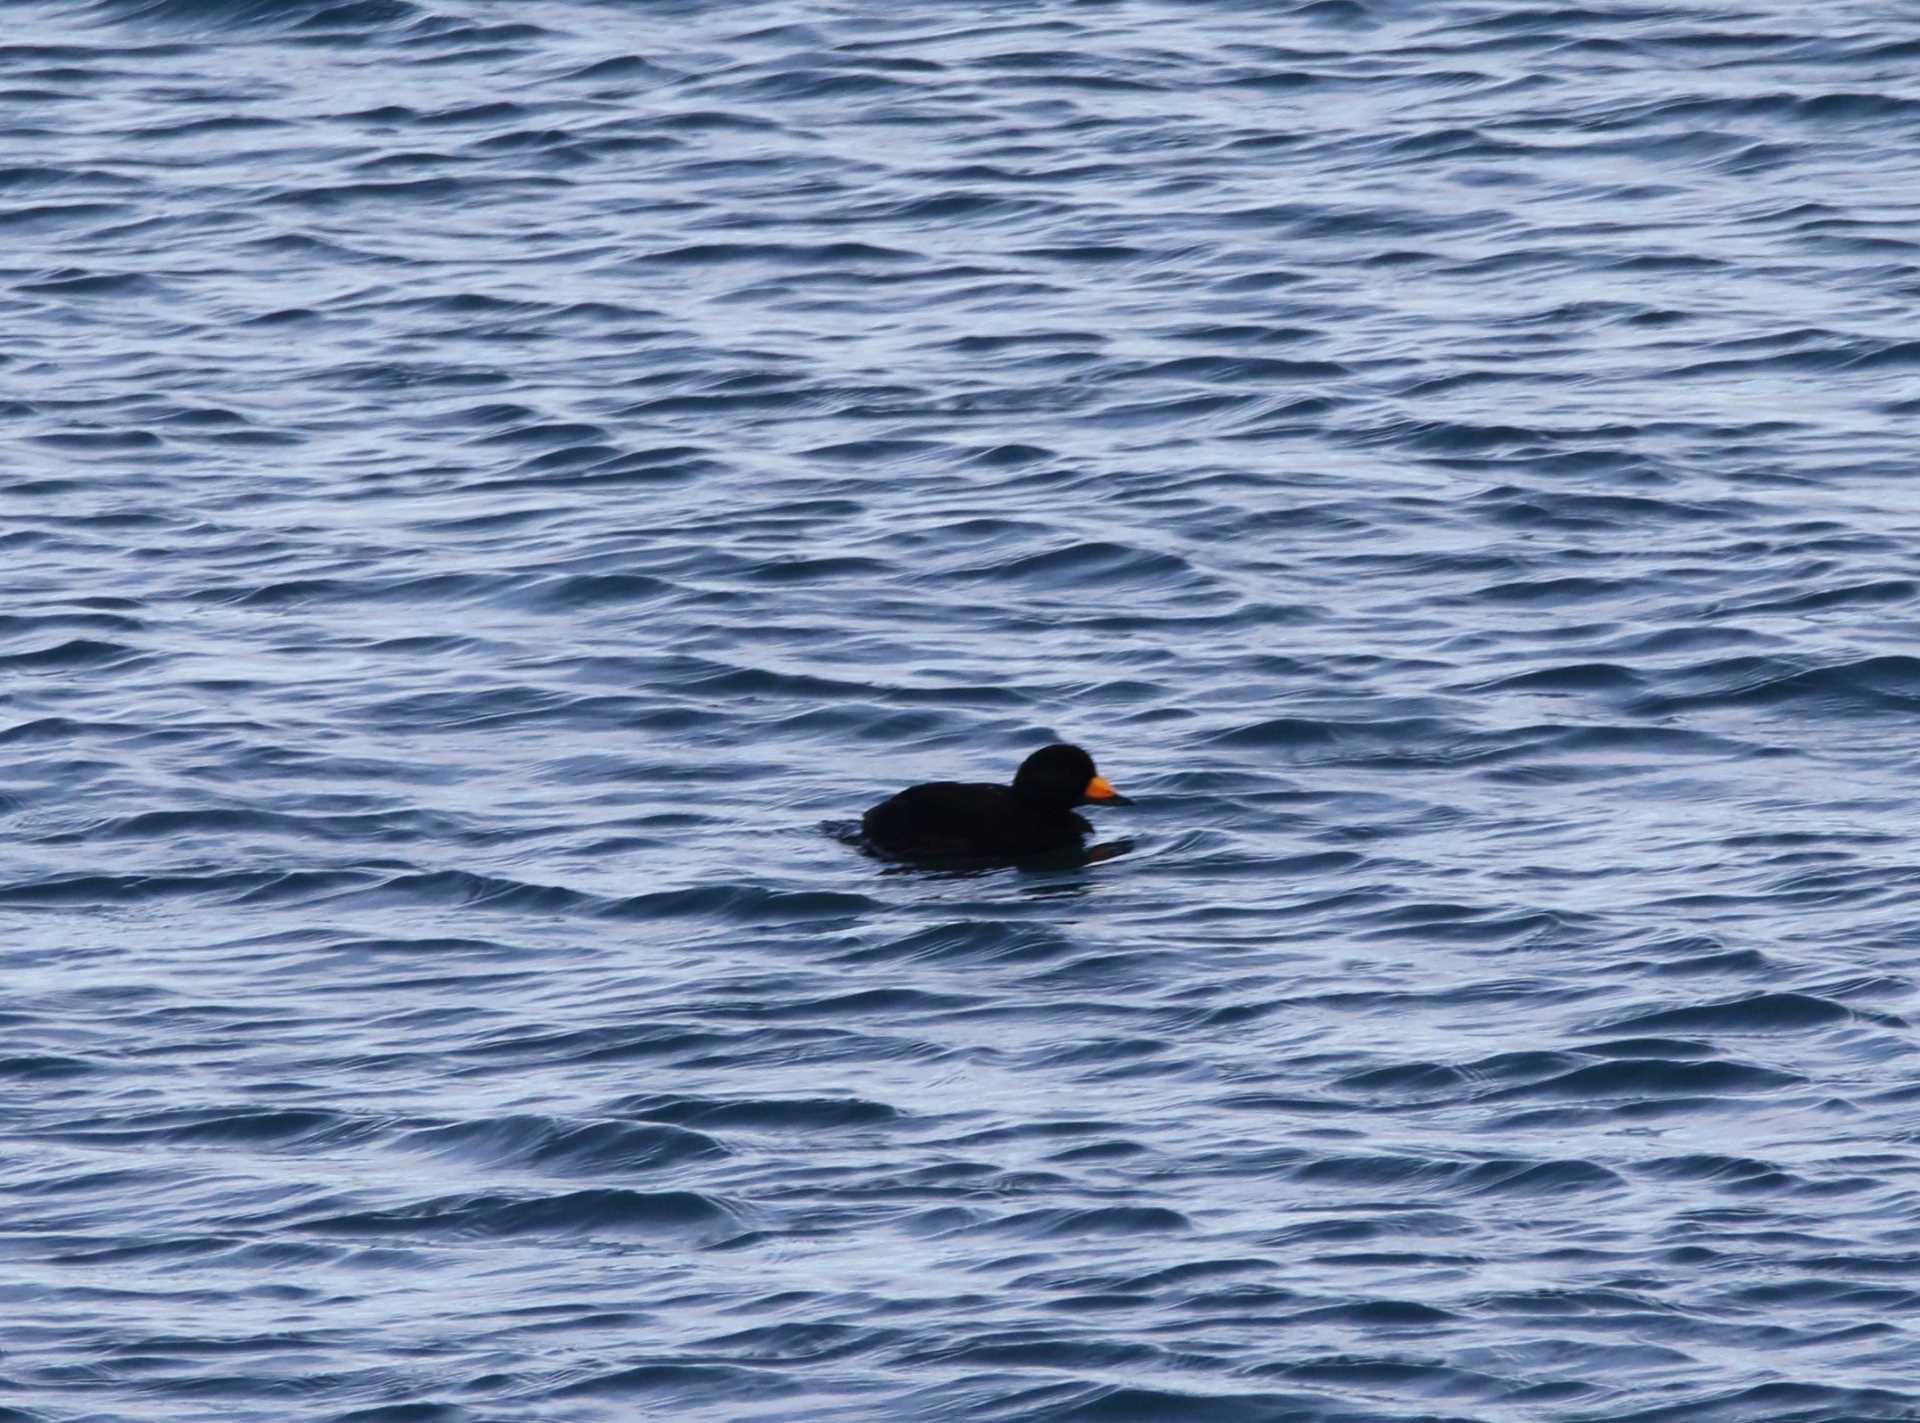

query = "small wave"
[1631,654,1920,716]
[1483,1058,1803,1101]
[602,884,878,924]
[969,1205,1192,1239]
[1207,714,1449,754]
[398,1115,728,1174]
[300,1188,741,1241]
[835,920,1076,965]
[349,870,593,915]
[1,638,142,670]
[93,0,421,28]
[548,1362,794,1403]
[1291,1153,1623,1196]
[950,541,1199,591]
[0,1054,95,1080]
[642,240,913,267]
[1471,662,1643,693]
[608,1094,902,1132]
[48,1106,365,1148]
[1597,993,1858,1035]
[0,868,373,908]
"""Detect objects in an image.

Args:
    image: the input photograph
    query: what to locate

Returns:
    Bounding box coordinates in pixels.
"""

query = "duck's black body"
[861,744,1129,860]
[862,781,1095,858]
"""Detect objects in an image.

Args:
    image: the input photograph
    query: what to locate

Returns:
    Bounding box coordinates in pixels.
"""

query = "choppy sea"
[7,2,1920,1419]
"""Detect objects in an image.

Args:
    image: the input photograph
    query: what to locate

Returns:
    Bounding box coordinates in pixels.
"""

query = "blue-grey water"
[6,2,1920,1419]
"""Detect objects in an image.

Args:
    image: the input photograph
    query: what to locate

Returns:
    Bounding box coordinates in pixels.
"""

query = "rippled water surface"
[8,1,1920,1419]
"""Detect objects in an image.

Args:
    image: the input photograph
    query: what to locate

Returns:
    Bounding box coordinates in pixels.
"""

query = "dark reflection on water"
[834,822,1138,878]
[4,0,1920,1419]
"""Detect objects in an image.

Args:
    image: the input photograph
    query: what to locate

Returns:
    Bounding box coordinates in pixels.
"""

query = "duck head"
[1012,743,1133,811]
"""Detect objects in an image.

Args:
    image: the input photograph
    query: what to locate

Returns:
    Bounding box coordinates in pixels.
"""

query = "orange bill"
[1084,775,1132,805]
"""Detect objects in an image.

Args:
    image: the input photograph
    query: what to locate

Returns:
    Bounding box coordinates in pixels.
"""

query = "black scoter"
[861,743,1132,859]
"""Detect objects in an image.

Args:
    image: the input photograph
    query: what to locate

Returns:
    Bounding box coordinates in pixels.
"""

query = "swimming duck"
[861,743,1132,859]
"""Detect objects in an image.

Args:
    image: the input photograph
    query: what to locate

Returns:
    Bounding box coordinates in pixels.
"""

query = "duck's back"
[862,780,1089,858]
